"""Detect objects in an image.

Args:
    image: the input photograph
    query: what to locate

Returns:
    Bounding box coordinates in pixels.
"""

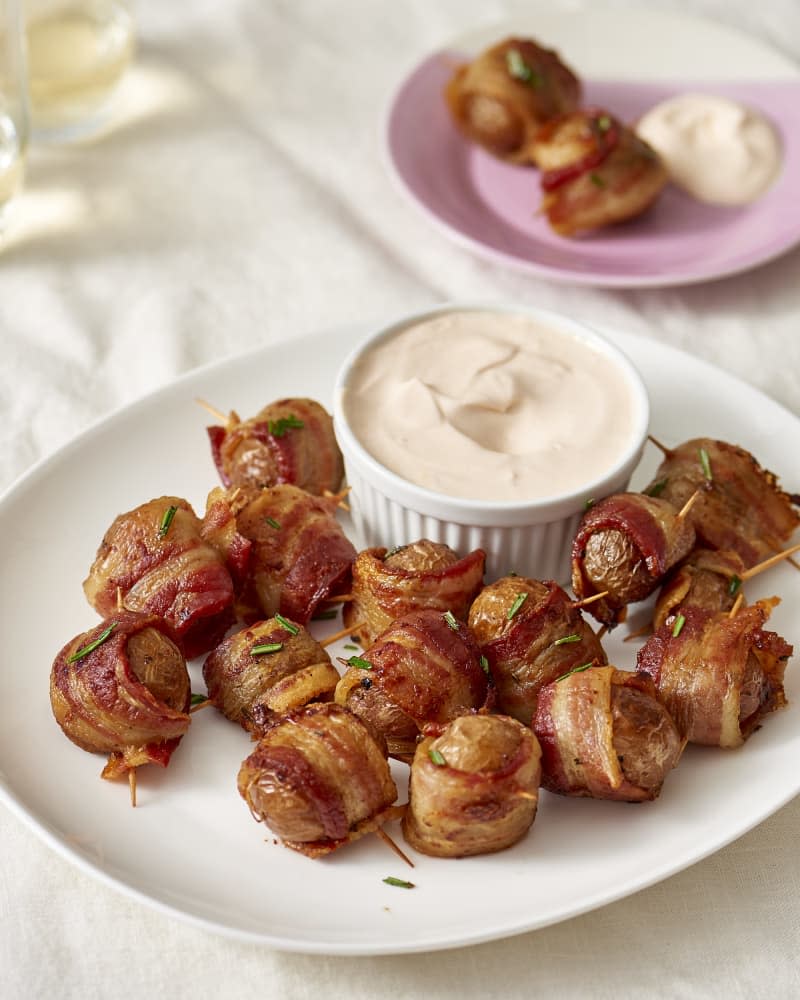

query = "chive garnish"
[384,545,406,560]
[383,876,415,889]
[265,516,281,530]
[589,173,606,188]
[159,504,178,537]
[268,415,304,437]
[443,610,459,631]
[584,497,595,511]
[729,575,742,596]
[672,614,686,638]
[553,634,581,646]
[506,47,541,87]
[251,642,283,656]
[343,643,359,651]
[699,447,713,481]
[597,114,612,131]
[480,654,490,675]
[190,692,208,707]
[312,608,338,620]
[555,662,593,683]
[507,593,528,620]
[429,748,447,766]
[67,623,117,663]
[646,478,668,497]
[348,655,372,671]
[274,613,299,635]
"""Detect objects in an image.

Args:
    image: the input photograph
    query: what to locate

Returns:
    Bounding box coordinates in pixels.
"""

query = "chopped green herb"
[268,415,304,437]
[584,497,595,511]
[274,613,299,635]
[507,593,528,620]
[159,504,179,537]
[265,516,281,530]
[343,643,359,651]
[251,642,283,656]
[312,608,338,621]
[383,545,406,560]
[672,614,686,638]
[383,876,415,889]
[443,610,459,631]
[553,634,581,647]
[645,479,668,497]
[190,693,208,707]
[555,662,593,683]
[597,114,612,131]
[67,623,117,663]
[428,748,447,766]
[589,172,606,188]
[480,654,490,675]
[699,447,713,481]
[728,575,742,596]
[506,47,541,87]
[348,655,372,671]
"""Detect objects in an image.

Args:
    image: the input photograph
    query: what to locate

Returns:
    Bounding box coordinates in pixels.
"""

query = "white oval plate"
[1,319,799,955]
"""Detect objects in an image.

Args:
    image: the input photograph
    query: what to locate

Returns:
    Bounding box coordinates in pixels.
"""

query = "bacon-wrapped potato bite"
[653,548,746,632]
[533,665,683,801]
[50,610,191,780]
[202,483,356,625]
[531,108,667,236]
[402,714,541,858]
[207,397,344,496]
[335,608,492,761]
[468,576,606,724]
[237,702,398,858]
[202,615,340,734]
[571,492,695,626]
[644,438,800,568]
[445,36,581,164]
[342,540,485,647]
[83,496,235,659]
[636,600,792,748]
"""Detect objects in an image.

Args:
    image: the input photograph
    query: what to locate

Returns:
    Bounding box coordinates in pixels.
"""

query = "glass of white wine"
[0,0,28,232]
[24,0,135,140]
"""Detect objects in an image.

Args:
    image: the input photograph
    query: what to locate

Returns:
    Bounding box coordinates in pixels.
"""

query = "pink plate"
[384,54,800,287]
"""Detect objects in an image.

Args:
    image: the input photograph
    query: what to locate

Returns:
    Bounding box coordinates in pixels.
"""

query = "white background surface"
[3,0,800,997]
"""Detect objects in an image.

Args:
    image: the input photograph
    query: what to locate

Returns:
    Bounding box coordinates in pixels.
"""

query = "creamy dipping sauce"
[341,310,639,502]
[636,93,782,205]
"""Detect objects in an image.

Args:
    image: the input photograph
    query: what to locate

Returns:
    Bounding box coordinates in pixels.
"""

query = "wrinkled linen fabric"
[2,1,800,997]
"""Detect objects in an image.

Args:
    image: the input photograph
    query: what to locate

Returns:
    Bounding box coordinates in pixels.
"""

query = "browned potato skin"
[582,529,656,607]
[610,685,683,792]
[127,628,190,713]
[402,714,541,858]
[203,617,339,733]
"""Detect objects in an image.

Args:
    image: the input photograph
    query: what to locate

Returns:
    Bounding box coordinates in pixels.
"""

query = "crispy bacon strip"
[402,714,541,858]
[203,484,356,625]
[83,496,235,659]
[468,576,606,724]
[202,616,340,733]
[343,540,485,646]
[533,665,683,801]
[444,36,581,164]
[50,610,191,779]
[207,397,343,496]
[653,548,746,631]
[335,608,493,760]
[237,702,398,858]
[644,438,800,567]
[571,492,696,626]
[636,600,792,748]
[531,108,667,235]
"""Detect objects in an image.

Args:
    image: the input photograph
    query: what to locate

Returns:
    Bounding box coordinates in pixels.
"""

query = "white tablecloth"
[3,1,800,996]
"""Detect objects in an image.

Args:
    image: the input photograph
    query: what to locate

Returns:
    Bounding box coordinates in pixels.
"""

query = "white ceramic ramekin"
[333,303,650,584]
